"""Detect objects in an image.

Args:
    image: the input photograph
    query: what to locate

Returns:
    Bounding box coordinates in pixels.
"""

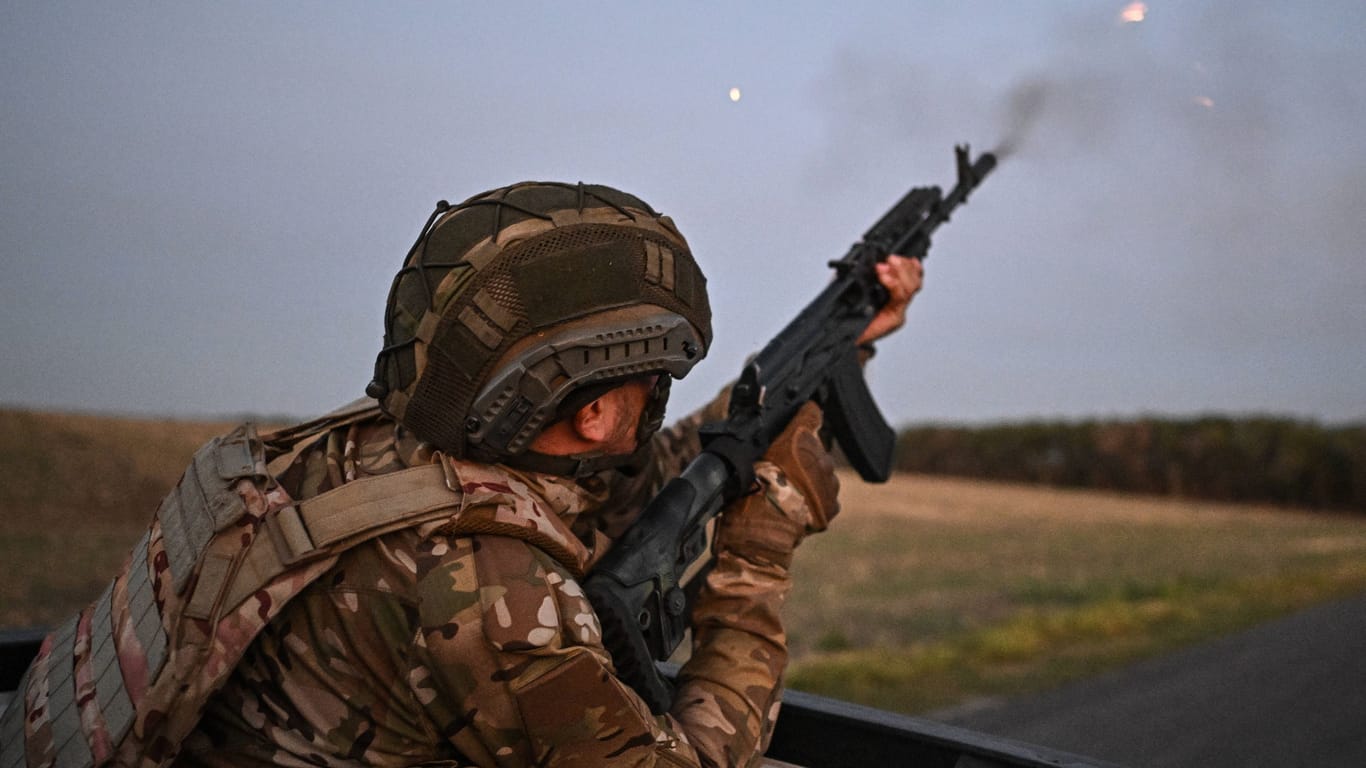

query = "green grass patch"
[790,564,1366,714]
[785,474,1366,714]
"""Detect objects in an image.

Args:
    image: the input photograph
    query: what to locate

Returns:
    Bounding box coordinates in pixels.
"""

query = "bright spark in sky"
[729,87,741,102]
[1194,95,1215,109]
[1120,2,1148,23]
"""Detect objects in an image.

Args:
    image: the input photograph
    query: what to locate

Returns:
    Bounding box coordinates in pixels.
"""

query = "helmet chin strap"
[496,440,654,479]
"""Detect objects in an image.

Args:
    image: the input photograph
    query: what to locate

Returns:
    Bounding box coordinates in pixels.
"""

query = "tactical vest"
[0,399,514,768]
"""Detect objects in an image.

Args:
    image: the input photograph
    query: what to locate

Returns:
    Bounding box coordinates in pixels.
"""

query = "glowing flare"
[1194,96,1215,109]
[729,87,742,102]
[1120,2,1147,23]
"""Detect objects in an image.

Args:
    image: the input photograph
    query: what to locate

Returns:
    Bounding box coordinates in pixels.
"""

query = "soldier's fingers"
[881,256,922,302]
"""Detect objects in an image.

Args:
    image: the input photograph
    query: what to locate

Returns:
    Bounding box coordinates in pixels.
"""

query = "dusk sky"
[3,1,1363,427]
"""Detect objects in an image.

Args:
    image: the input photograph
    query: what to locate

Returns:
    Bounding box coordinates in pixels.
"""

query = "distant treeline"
[893,417,1366,512]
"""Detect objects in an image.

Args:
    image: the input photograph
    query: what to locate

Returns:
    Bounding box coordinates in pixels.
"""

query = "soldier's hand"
[762,402,839,535]
[714,403,840,569]
[857,254,923,346]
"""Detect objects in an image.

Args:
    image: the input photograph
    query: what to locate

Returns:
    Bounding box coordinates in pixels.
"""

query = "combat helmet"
[366,181,711,473]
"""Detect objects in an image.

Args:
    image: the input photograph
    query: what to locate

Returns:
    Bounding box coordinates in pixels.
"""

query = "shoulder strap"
[221,463,461,611]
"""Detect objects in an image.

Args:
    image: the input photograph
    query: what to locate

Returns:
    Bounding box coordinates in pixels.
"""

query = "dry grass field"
[4,408,1365,716]
[0,409,240,626]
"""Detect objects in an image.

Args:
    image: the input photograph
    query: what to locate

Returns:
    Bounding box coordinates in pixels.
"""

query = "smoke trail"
[993,79,1049,159]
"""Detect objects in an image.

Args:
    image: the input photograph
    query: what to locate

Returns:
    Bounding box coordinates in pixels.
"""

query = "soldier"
[171,182,923,767]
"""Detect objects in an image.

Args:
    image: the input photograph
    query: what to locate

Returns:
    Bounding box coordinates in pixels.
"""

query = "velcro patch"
[514,240,642,328]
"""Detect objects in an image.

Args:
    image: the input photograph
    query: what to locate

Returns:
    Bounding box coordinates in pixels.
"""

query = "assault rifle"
[583,145,997,714]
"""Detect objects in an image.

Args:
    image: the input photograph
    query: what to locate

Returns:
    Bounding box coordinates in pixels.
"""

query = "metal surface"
[766,687,1125,768]
[0,628,43,694]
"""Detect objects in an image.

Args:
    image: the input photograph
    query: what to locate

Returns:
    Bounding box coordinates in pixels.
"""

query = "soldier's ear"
[572,396,615,444]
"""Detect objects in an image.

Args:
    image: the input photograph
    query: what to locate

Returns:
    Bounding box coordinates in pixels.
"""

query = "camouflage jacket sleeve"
[669,461,795,766]
[417,476,802,767]
[412,531,705,766]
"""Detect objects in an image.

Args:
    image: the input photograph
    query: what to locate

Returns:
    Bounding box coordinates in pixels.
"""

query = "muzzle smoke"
[993,79,1049,160]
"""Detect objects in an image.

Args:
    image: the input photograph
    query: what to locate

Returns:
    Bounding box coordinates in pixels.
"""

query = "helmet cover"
[368,182,711,460]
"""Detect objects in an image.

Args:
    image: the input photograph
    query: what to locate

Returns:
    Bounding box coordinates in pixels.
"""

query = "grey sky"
[2,1,1363,426]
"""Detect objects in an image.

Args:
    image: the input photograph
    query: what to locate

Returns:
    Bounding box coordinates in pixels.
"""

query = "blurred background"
[3,1,1363,428]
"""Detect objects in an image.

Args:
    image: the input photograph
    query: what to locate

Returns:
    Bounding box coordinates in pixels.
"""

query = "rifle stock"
[584,145,997,713]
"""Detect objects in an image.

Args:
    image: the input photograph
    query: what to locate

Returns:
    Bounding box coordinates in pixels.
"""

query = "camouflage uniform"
[3,181,852,768]
[176,395,812,768]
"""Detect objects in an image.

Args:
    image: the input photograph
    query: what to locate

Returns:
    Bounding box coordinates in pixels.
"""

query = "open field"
[4,409,1366,717]
[786,472,1366,714]
[0,409,240,626]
